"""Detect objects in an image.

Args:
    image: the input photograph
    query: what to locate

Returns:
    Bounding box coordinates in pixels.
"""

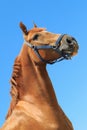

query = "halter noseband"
[25,34,70,64]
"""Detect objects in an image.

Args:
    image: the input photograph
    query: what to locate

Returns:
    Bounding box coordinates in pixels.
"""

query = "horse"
[1,22,79,130]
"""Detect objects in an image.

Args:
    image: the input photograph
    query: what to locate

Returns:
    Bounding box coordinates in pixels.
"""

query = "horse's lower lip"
[62,47,78,57]
[63,50,72,53]
[62,49,73,54]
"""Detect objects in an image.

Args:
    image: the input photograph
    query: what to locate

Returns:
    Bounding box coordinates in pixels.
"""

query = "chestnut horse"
[1,22,78,130]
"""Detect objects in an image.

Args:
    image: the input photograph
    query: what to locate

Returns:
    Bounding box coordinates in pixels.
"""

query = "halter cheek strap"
[25,34,70,64]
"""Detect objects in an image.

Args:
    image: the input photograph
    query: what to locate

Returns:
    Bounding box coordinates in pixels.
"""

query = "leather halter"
[25,34,71,64]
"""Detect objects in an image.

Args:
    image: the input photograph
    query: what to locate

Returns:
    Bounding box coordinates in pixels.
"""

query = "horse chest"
[16,101,59,129]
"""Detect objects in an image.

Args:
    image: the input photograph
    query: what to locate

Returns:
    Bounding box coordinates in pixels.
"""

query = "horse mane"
[6,57,21,119]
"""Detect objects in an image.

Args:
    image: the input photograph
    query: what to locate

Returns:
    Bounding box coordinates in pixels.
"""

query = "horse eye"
[33,34,39,40]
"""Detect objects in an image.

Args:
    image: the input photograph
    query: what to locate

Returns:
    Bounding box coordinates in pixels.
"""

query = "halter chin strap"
[25,34,70,64]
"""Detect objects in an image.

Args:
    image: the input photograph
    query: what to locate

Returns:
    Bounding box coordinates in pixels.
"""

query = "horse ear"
[33,21,37,28]
[34,23,37,28]
[19,22,28,35]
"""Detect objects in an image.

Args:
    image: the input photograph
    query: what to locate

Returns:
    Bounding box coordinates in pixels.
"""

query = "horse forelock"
[28,27,46,33]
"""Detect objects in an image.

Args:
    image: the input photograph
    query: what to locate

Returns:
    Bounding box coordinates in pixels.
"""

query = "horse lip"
[62,49,73,56]
[62,43,79,58]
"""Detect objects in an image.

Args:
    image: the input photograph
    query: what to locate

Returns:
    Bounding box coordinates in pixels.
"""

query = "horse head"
[20,22,79,64]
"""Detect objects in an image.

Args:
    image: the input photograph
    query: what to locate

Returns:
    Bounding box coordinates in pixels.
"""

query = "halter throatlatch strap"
[25,34,69,64]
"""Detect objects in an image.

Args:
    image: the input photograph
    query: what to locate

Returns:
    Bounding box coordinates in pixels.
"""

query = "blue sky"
[0,0,87,129]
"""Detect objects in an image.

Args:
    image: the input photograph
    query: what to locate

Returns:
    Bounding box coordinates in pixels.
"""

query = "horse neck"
[18,44,58,107]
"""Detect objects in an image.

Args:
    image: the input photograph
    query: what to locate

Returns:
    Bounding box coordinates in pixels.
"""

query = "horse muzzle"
[58,35,79,59]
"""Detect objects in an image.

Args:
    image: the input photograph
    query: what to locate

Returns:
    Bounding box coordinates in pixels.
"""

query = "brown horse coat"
[1,22,78,130]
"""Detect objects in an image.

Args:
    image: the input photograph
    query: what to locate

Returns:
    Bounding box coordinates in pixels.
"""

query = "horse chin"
[70,51,78,57]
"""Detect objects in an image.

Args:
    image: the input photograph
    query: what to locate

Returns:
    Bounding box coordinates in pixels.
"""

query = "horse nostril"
[66,38,72,44]
[66,38,75,49]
